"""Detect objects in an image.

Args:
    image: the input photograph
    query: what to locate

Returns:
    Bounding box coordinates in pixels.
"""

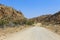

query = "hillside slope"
[0,4,25,21]
[0,4,26,27]
[30,11,60,25]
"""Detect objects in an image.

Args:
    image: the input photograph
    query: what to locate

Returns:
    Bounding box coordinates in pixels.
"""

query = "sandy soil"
[0,26,60,40]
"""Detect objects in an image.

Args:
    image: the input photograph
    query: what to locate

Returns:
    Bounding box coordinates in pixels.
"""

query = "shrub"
[25,20,34,25]
[13,19,34,25]
[13,19,27,25]
[0,19,9,28]
[0,20,8,25]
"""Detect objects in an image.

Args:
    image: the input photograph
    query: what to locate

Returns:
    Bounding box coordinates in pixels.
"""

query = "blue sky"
[0,0,60,18]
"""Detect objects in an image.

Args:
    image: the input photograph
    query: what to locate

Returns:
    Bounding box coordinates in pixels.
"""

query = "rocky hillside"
[0,4,26,27]
[0,4,35,28]
[0,4,25,21]
[29,14,52,23]
[30,11,60,25]
[44,11,60,24]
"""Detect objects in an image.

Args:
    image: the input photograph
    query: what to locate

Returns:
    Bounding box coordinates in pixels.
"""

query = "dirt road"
[1,26,60,40]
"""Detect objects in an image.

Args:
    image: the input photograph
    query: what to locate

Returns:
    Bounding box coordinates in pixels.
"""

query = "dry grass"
[40,24,60,35]
[0,25,31,39]
[0,25,28,40]
[35,23,60,35]
[46,26,60,35]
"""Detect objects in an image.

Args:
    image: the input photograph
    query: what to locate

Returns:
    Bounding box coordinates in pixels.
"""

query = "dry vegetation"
[41,24,60,35]
[0,25,33,39]
[0,25,34,40]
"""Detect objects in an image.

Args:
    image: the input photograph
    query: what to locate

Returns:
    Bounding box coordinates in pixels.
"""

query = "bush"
[13,19,26,25]
[0,19,9,28]
[25,20,34,25]
[13,19,34,25]
[0,20,8,25]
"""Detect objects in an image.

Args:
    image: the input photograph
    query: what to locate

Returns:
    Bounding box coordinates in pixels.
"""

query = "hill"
[30,11,60,34]
[30,11,60,25]
[0,4,24,20]
[0,4,60,34]
[0,4,26,27]
[44,11,60,24]
[0,4,35,28]
[29,14,51,23]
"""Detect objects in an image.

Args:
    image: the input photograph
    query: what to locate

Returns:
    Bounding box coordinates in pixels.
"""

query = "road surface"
[1,26,60,40]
